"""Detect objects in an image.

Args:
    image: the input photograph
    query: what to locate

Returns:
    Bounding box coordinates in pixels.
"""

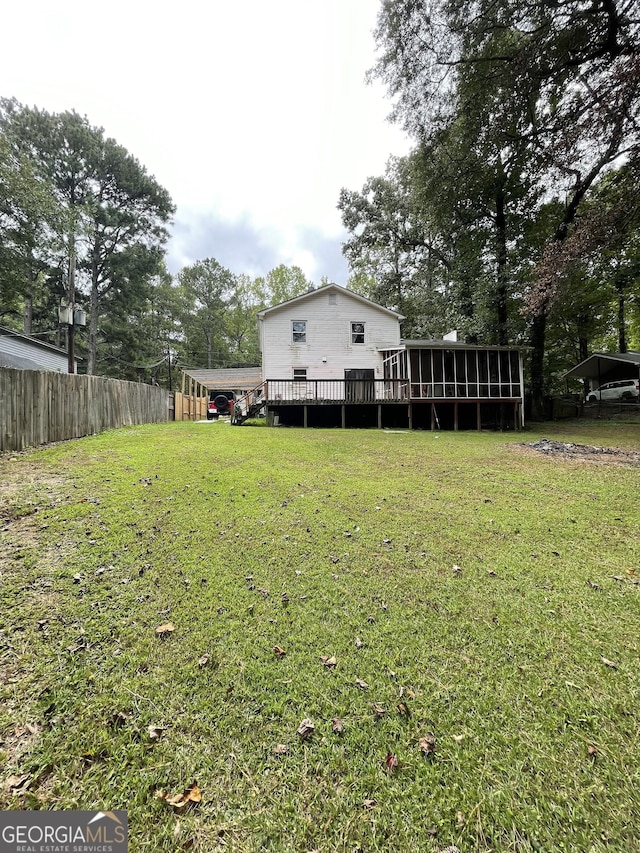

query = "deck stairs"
[231,383,267,425]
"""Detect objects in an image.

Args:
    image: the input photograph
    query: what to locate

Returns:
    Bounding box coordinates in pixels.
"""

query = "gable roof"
[563,351,640,380]
[182,367,263,391]
[257,284,405,321]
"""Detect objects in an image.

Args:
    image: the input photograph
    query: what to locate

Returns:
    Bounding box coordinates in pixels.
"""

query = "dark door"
[345,369,375,402]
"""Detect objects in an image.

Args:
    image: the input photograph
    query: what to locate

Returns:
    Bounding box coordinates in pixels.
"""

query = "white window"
[292,321,306,343]
[293,368,307,380]
[329,293,337,305]
[351,322,365,345]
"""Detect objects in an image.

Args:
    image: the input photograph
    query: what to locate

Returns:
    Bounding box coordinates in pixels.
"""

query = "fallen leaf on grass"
[452,565,462,576]
[362,799,377,809]
[273,646,286,658]
[198,654,210,668]
[297,718,315,739]
[355,637,363,649]
[148,725,165,741]
[372,703,386,718]
[110,711,130,728]
[355,678,369,690]
[396,702,410,718]
[452,734,465,743]
[385,752,398,774]
[273,744,289,755]
[257,588,270,597]
[155,622,175,637]
[156,781,201,812]
[419,734,436,756]
[456,811,466,827]
[601,657,618,670]
[332,718,344,734]
[587,744,597,758]
[3,774,31,793]
[320,655,337,668]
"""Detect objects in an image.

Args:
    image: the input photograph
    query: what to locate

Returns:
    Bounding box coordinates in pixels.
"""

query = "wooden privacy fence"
[173,391,208,421]
[0,367,172,452]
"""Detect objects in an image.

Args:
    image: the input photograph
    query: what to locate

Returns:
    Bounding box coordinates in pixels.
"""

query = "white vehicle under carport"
[587,379,639,402]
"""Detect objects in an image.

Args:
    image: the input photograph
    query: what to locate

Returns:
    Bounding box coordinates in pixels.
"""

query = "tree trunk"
[616,282,627,352]
[23,297,33,335]
[529,310,547,420]
[88,270,99,375]
[494,170,509,346]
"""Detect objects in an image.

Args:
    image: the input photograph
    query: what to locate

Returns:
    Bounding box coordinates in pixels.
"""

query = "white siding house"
[258,284,404,381]
[231,284,525,430]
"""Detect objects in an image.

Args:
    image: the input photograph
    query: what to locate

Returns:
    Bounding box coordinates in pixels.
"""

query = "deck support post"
[430,404,435,431]
[303,405,308,428]
[408,403,413,430]
[454,401,459,431]
[341,405,346,429]
[378,405,382,429]
[477,402,481,431]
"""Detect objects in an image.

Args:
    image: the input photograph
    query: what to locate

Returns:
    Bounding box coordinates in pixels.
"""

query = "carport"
[563,352,640,392]
[178,367,262,421]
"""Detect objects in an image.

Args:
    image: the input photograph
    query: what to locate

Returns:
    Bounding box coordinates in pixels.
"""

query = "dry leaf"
[587,744,597,757]
[157,781,201,812]
[601,656,618,670]
[355,637,363,649]
[372,703,386,718]
[297,718,315,739]
[155,622,175,637]
[385,752,398,774]
[456,811,466,827]
[320,655,337,667]
[453,734,465,743]
[487,569,497,576]
[355,678,369,690]
[332,717,344,734]
[396,702,410,718]
[273,645,286,658]
[257,587,270,597]
[110,711,130,728]
[362,798,377,809]
[3,774,31,793]
[419,734,436,756]
[148,725,165,740]
[198,653,210,668]
[452,564,462,576]
[273,743,289,755]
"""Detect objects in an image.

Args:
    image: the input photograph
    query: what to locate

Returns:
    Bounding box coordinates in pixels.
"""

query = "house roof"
[0,326,70,357]
[563,351,640,380]
[181,367,262,391]
[385,340,528,352]
[0,351,47,370]
[257,284,406,321]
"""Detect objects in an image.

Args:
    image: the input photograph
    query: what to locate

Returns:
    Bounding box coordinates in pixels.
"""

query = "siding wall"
[260,290,401,379]
[0,368,171,452]
[0,334,71,372]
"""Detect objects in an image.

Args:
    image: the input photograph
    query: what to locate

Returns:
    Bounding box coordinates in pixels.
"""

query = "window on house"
[292,321,306,343]
[351,322,365,344]
[293,368,307,381]
[329,293,337,305]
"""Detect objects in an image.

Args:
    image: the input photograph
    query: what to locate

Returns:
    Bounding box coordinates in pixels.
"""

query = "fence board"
[0,368,172,453]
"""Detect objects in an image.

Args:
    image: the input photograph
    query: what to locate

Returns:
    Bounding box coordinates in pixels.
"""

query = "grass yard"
[1,419,639,852]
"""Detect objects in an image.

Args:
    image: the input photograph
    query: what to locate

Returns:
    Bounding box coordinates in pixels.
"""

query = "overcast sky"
[2,0,411,284]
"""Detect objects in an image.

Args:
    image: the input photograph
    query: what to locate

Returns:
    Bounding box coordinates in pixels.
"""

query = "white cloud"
[2,0,411,280]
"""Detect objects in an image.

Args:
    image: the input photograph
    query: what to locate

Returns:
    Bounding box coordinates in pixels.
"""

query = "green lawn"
[1,420,639,852]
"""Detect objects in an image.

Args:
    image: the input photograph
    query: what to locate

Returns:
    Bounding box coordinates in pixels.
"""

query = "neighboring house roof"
[257,284,406,321]
[0,326,77,372]
[563,351,640,380]
[182,367,263,391]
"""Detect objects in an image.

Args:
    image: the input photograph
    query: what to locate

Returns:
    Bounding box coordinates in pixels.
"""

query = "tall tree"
[370,0,640,409]
[0,100,174,373]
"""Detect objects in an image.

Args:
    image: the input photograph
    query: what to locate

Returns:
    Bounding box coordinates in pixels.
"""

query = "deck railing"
[265,379,410,404]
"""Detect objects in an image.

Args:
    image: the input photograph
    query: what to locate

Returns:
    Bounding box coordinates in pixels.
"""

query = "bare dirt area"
[519,438,640,467]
